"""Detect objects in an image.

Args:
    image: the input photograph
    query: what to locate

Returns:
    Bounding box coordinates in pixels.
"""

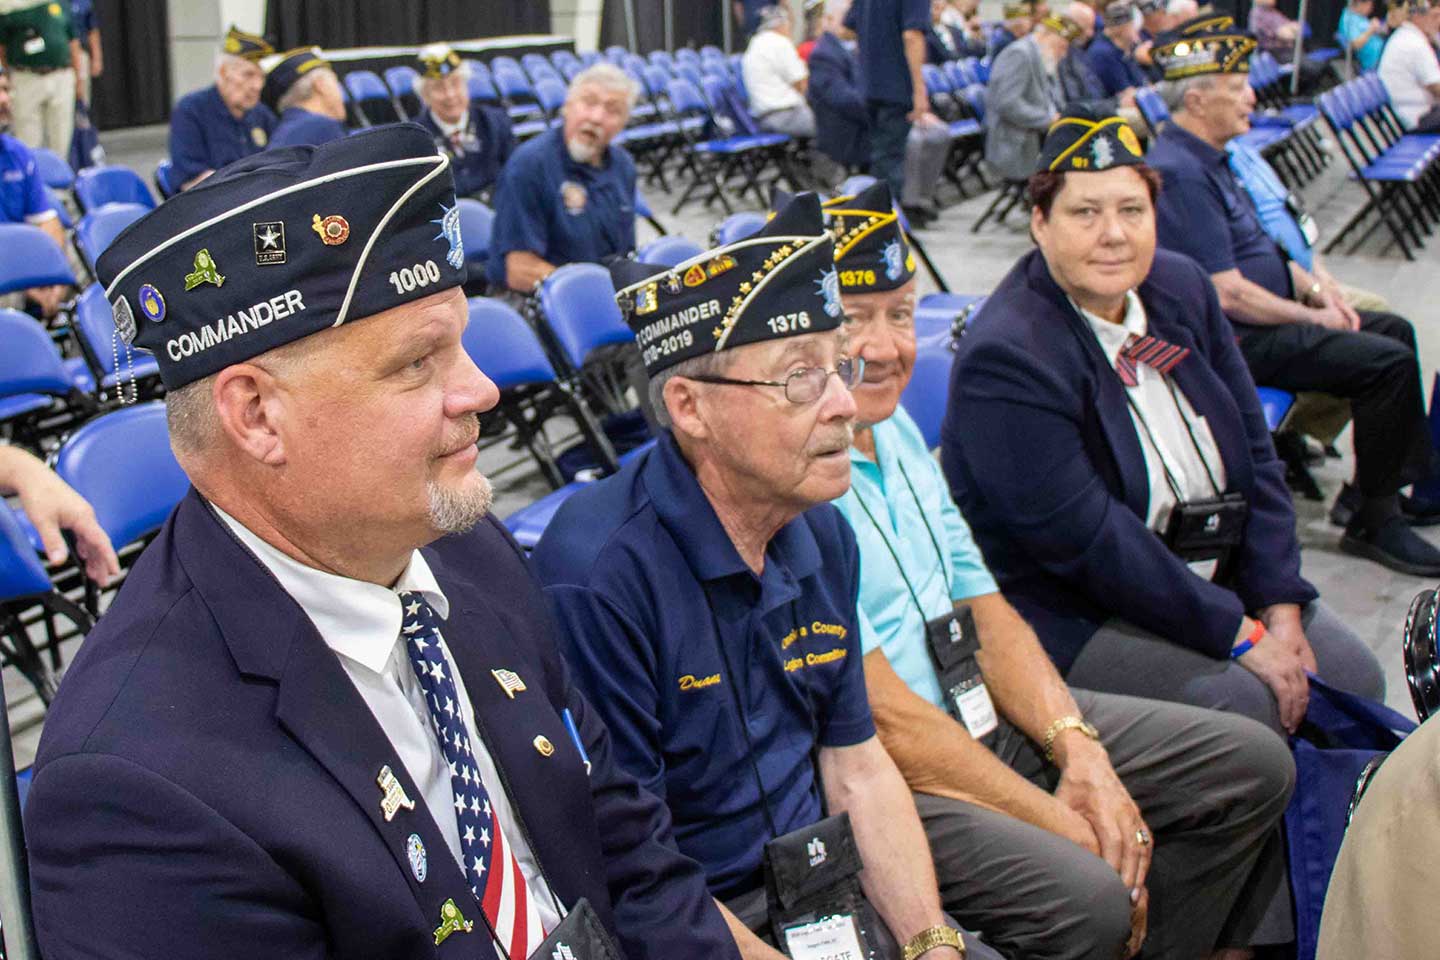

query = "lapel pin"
[376,764,415,822]
[533,735,555,757]
[492,668,526,698]
[433,898,474,945]
[406,833,428,883]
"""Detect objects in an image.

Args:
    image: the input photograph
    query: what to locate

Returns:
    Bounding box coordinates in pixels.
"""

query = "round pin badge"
[312,213,350,246]
[138,284,166,323]
[406,833,427,883]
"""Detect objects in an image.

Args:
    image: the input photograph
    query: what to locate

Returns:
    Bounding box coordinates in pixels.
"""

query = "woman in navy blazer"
[939,111,1383,738]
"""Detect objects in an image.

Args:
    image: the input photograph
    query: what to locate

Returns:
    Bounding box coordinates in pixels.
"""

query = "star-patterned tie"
[399,591,545,956]
[1116,334,1190,387]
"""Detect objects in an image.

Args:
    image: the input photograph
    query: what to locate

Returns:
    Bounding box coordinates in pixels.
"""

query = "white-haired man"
[414,44,514,201]
[744,5,818,137]
[168,26,277,190]
[487,62,638,293]
[265,46,348,149]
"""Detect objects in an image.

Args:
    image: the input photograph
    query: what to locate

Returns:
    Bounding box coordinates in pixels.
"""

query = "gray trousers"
[722,885,1004,959]
[1063,598,1384,946]
[758,103,817,139]
[917,689,1295,960]
[902,121,954,209]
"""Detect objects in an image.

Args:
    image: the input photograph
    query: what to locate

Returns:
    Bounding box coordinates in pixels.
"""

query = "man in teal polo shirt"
[828,179,1296,960]
[0,0,80,152]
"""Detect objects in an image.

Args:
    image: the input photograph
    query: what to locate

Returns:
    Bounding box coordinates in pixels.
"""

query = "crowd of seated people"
[7,6,1440,960]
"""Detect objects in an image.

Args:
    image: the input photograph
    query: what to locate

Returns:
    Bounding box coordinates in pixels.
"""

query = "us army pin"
[376,764,415,822]
[433,898,474,945]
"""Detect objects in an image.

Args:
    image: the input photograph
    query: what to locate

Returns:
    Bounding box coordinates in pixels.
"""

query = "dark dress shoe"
[1401,493,1440,528]
[1342,515,1440,577]
[1330,483,1361,528]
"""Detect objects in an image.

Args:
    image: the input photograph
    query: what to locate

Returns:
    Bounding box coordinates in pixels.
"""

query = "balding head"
[1066,1,1097,40]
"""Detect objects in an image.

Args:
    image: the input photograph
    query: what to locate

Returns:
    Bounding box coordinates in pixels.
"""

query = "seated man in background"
[168,26,276,190]
[1379,0,1440,132]
[1057,4,1117,109]
[533,194,992,960]
[0,445,117,585]
[926,0,980,61]
[811,0,954,225]
[743,5,818,138]
[990,0,1036,58]
[486,63,637,294]
[24,124,739,960]
[1087,1,1146,101]
[264,46,348,149]
[1148,17,1440,575]
[1337,0,1389,74]
[0,65,70,318]
[1131,0,1173,79]
[831,180,1294,960]
[413,44,513,202]
[984,14,1076,184]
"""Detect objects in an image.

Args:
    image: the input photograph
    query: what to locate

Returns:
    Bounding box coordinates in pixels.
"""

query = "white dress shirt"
[214,506,562,933]
[1075,292,1228,580]
[1379,21,1440,128]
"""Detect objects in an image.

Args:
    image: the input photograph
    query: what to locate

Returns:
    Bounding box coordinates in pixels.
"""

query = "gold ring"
[1136,829,1151,846]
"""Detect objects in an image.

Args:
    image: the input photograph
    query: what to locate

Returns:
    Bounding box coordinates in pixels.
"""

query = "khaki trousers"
[10,66,75,154]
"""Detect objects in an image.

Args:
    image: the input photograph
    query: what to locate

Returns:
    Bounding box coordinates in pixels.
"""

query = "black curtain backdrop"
[265,0,551,50]
[599,0,728,53]
[90,0,170,131]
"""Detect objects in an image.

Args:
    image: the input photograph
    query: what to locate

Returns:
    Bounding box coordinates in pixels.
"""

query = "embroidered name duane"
[678,673,722,691]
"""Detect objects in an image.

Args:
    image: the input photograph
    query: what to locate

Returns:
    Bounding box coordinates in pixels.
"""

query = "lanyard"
[1121,376,1223,504]
[850,455,949,630]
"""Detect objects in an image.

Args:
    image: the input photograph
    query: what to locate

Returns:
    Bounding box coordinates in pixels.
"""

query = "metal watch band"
[901,924,965,960]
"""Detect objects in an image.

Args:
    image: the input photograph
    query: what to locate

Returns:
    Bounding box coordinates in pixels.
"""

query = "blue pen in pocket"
[562,708,592,775]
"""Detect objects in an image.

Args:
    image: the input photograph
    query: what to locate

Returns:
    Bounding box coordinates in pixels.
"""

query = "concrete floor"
[9,121,1436,766]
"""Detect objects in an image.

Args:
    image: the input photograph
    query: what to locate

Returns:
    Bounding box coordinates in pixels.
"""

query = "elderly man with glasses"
[412,44,514,202]
[532,193,996,960]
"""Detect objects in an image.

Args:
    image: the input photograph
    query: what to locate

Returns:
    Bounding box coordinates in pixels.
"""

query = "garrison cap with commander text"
[1153,15,1257,80]
[95,123,466,390]
[821,181,916,294]
[610,193,841,377]
[1037,104,1147,172]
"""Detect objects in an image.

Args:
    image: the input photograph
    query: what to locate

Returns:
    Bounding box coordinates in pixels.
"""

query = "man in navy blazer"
[809,8,872,171]
[23,125,737,960]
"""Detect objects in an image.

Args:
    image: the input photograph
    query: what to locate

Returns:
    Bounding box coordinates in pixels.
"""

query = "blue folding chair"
[1256,386,1296,432]
[383,65,422,119]
[711,210,767,245]
[0,502,93,704]
[537,263,635,375]
[900,343,955,450]
[504,439,657,549]
[637,235,705,267]
[0,309,90,447]
[0,222,76,299]
[31,147,73,190]
[43,186,72,229]
[72,165,156,214]
[452,198,493,274]
[73,202,147,275]
[343,70,402,125]
[54,402,188,556]
[71,283,161,395]
[153,158,180,199]
[1135,86,1170,131]
[534,76,569,125]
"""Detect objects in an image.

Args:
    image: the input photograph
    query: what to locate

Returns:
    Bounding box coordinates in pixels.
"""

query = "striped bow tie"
[1115,334,1189,387]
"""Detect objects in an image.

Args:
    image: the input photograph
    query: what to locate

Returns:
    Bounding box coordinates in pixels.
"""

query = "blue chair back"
[962,84,986,121]
[0,222,76,293]
[463,297,557,390]
[675,48,701,66]
[648,50,674,70]
[604,46,628,63]
[74,202,147,273]
[491,55,523,75]
[455,198,494,269]
[72,283,159,385]
[54,403,188,549]
[344,69,389,101]
[154,158,179,198]
[43,185,72,228]
[0,504,51,602]
[1135,86,1170,129]
[521,52,552,77]
[384,65,420,99]
[0,309,73,399]
[900,344,954,450]
[494,66,537,104]
[641,66,671,103]
[468,70,501,103]
[675,63,705,90]
[32,146,73,189]
[713,210,768,245]
[535,77,569,116]
[1256,386,1296,431]
[538,263,635,369]
[700,45,725,63]
[667,77,708,115]
[638,235,706,267]
[551,49,580,70]
[580,50,604,67]
[464,58,492,83]
[559,60,586,83]
[72,165,155,214]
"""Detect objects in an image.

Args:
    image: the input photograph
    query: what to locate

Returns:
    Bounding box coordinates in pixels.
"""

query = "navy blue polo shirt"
[846,0,931,104]
[485,127,636,287]
[268,107,348,150]
[531,432,876,898]
[70,0,95,34]
[1148,123,1293,302]
[1086,34,1145,97]
[0,134,50,224]
[418,103,515,199]
[168,86,277,186]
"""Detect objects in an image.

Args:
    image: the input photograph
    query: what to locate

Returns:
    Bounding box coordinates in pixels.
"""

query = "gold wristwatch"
[1043,715,1100,763]
[901,924,965,960]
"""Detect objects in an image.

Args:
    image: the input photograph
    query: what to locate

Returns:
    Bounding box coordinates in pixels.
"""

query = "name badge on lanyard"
[531,898,623,960]
[925,608,1000,742]
[784,914,866,960]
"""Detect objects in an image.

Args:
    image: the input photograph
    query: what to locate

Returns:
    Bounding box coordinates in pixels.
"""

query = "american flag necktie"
[399,591,546,957]
[1115,334,1190,387]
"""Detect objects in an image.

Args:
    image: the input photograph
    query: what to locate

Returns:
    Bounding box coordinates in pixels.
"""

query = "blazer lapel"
[176,493,499,955]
